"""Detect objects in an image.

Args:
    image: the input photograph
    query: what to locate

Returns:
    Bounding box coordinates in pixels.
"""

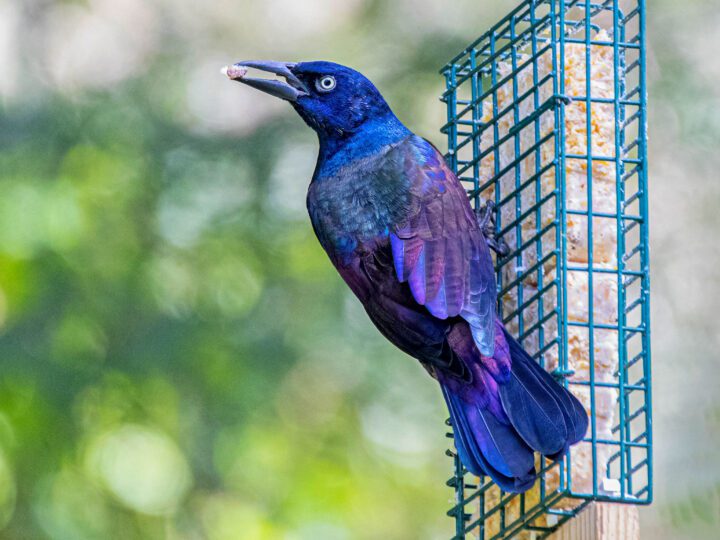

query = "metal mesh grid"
[439,1,650,538]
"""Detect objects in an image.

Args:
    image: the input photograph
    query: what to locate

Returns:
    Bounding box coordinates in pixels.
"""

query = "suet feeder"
[440,0,651,537]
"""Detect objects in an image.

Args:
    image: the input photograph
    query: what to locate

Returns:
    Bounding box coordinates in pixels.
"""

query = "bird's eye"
[315,75,336,93]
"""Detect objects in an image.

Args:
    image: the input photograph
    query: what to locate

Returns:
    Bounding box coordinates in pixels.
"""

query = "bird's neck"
[314,113,410,179]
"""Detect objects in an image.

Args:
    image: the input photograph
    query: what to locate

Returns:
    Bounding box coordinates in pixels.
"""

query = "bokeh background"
[0,0,718,538]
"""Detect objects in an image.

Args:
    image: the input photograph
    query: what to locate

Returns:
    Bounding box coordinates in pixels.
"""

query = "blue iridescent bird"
[225,60,588,492]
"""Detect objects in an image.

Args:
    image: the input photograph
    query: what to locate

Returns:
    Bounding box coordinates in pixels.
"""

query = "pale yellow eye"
[316,75,336,92]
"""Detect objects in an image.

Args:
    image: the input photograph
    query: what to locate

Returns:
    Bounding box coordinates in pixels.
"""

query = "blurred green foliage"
[0,2,468,537]
[0,78,455,539]
[0,0,719,539]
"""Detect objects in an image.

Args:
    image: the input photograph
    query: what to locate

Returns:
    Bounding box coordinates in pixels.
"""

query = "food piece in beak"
[222,65,247,80]
[222,60,309,102]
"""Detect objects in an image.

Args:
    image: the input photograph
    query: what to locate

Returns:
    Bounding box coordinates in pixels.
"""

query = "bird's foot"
[475,200,510,257]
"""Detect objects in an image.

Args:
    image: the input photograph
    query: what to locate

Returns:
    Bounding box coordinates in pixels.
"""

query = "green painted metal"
[439,1,650,538]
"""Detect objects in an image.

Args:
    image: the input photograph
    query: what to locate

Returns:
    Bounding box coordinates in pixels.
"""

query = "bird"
[224,60,588,493]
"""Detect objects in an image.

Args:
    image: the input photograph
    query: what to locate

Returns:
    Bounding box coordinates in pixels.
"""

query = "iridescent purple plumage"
[228,60,588,493]
[389,139,497,356]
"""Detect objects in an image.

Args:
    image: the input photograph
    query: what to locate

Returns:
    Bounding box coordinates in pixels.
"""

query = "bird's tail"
[440,326,588,493]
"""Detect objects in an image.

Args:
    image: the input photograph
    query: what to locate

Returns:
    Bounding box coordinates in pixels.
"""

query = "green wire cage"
[439,0,650,538]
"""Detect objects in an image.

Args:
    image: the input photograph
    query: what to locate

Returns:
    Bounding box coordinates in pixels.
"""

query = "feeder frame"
[439,1,651,538]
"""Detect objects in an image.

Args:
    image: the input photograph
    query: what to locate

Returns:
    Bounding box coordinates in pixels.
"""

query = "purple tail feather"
[441,327,588,493]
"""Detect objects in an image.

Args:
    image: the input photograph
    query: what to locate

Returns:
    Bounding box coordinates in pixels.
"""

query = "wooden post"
[548,503,639,540]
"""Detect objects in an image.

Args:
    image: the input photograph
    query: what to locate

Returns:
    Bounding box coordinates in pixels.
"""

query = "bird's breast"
[307,171,408,265]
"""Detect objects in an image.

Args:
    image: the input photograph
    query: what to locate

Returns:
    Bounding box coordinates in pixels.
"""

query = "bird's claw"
[476,200,510,257]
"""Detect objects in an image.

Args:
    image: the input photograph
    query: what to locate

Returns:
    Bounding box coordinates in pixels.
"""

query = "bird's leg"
[476,199,510,257]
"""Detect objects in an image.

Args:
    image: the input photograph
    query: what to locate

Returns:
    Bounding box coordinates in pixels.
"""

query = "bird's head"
[223,60,396,139]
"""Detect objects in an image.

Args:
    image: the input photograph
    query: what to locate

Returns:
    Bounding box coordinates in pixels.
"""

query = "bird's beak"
[222,61,309,102]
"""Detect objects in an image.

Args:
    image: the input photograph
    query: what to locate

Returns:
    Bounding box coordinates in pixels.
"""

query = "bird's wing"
[387,136,497,356]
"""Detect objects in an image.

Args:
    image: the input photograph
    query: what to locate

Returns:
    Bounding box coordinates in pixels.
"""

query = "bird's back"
[305,134,481,379]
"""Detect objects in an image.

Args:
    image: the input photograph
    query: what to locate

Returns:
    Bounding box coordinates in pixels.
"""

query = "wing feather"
[388,136,497,355]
